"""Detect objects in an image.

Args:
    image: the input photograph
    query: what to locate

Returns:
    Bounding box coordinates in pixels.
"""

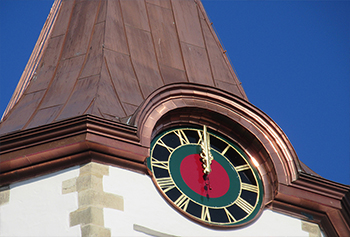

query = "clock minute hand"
[200,125,213,175]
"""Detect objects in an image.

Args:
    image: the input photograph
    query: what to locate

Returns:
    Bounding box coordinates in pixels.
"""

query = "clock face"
[147,126,263,227]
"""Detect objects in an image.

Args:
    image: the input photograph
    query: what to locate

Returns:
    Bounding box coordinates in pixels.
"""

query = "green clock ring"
[147,126,264,227]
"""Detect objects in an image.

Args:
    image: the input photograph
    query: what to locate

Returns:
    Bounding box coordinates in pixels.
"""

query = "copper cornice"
[274,173,350,236]
[0,114,148,186]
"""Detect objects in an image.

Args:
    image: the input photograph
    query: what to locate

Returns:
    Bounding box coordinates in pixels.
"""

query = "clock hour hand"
[200,125,213,175]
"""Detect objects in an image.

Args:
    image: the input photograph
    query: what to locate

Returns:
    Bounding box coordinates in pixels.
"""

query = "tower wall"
[0,162,322,237]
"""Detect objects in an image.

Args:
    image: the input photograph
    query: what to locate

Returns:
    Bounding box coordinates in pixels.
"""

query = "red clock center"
[180,154,230,198]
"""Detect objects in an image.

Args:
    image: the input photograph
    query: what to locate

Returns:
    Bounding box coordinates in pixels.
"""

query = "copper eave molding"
[0,83,349,236]
[0,114,148,186]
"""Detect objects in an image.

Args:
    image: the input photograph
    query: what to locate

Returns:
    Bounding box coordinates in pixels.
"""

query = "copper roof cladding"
[0,0,247,135]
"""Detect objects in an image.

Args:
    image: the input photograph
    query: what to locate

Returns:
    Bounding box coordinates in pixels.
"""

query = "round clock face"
[147,126,263,227]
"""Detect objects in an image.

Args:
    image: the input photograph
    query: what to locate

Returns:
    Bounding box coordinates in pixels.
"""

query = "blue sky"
[0,0,349,185]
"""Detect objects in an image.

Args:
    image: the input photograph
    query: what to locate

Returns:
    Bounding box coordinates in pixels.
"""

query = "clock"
[147,126,263,227]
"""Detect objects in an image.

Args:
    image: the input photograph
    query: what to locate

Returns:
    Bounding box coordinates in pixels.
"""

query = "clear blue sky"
[0,1,349,185]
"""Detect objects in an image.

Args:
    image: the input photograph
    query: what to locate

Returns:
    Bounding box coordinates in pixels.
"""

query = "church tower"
[1,1,349,236]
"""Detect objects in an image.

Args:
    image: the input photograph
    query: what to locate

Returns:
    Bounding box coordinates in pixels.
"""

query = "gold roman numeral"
[235,164,250,172]
[223,207,236,223]
[241,183,258,193]
[201,206,211,222]
[173,129,190,145]
[221,145,230,156]
[151,157,169,170]
[156,139,174,153]
[235,197,254,214]
[174,194,190,212]
[197,130,203,145]
[156,177,175,193]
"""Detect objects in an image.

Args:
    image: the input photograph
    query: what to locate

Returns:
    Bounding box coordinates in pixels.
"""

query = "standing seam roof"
[0,0,247,135]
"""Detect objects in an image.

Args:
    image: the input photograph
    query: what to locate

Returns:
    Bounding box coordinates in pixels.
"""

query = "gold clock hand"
[200,125,213,175]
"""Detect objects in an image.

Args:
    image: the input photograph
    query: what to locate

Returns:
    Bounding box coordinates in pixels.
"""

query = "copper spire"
[0,0,247,135]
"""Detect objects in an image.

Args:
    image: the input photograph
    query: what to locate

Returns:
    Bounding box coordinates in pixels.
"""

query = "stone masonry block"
[81,223,111,237]
[62,177,77,194]
[80,162,109,177]
[76,173,103,192]
[102,192,124,211]
[302,221,321,237]
[0,186,10,206]
[70,206,104,227]
[78,189,124,211]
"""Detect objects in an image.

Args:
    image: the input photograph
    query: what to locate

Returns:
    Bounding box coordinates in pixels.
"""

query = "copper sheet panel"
[121,103,139,117]
[171,0,204,47]
[120,0,150,31]
[40,55,85,108]
[96,0,107,24]
[80,22,104,78]
[61,0,100,59]
[148,3,184,71]
[57,75,100,121]
[90,61,126,119]
[104,50,144,106]
[51,0,74,38]
[26,35,65,93]
[0,90,45,135]
[146,0,171,9]
[105,0,128,54]
[215,80,242,97]
[159,65,187,84]
[26,106,62,129]
[125,25,163,98]
[200,17,235,83]
[180,42,214,86]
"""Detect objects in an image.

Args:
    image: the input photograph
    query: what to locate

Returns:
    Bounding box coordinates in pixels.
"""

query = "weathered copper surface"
[0,0,247,135]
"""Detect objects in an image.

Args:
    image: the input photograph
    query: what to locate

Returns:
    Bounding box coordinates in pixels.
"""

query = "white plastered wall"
[0,166,80,237]
[0,163,323,237]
